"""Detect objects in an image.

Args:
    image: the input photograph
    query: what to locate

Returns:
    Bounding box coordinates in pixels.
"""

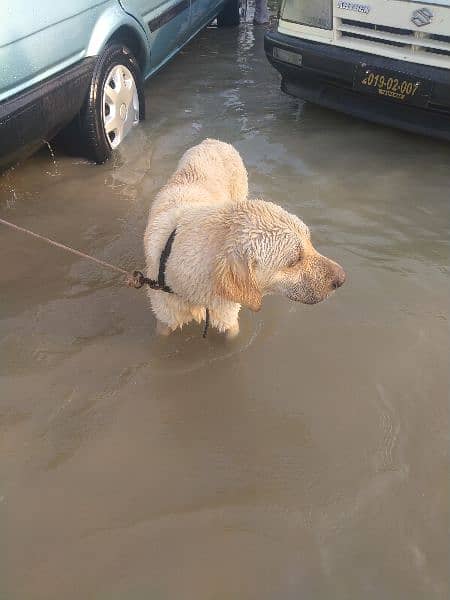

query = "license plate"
[354,65,432,107]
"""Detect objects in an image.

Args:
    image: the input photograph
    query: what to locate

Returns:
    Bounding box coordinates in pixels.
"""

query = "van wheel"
[77,43,145,164]
[217,0,240,27]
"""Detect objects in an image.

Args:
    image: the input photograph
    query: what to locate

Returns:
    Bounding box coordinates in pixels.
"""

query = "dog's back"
[170,139,248,203]
[151,139,248,220]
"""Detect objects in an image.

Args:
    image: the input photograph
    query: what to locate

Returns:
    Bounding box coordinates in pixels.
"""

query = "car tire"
[76,43,145,164]
[217,0,240,27]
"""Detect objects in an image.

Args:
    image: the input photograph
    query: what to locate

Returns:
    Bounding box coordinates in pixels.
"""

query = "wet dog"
[144,139,345,337]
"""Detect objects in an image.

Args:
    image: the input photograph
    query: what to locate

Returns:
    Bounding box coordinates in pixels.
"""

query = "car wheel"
[217,0,240,27]
[77,43,145,164]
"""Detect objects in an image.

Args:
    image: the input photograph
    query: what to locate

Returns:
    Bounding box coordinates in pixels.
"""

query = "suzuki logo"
[411,8,433,27]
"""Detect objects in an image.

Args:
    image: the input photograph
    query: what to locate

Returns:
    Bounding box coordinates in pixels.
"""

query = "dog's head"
[214,200,346,311]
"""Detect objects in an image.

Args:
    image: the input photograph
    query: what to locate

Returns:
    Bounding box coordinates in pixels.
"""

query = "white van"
[265,1,450,140]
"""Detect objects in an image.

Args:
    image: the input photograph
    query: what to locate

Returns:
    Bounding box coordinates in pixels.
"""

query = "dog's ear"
[214,253,262,312]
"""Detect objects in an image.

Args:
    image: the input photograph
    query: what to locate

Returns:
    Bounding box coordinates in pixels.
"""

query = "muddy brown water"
[1,23,449,600]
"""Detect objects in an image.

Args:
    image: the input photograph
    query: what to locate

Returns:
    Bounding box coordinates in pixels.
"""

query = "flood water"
[1,21,449,600]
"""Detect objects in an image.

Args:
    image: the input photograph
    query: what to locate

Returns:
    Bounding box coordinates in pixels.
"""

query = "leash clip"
[128,270,172,293]
[128,270,148,289]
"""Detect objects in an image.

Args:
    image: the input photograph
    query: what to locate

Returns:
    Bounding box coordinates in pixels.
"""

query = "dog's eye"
[286,252,302,268]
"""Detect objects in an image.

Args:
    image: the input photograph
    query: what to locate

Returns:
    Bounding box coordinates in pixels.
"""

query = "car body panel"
[0,0,111,102]
[119,0,192,72]
[0,0,231,103]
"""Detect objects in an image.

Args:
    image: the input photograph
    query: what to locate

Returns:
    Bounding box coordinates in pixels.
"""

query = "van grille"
[337,18,450,59]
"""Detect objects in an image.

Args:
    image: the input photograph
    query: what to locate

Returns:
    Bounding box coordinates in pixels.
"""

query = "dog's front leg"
[156,319,173,336]
[225,322,240,339]
[209,303,241,339]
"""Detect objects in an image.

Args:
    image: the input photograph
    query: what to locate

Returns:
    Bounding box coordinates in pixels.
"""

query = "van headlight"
[280,0,332,30]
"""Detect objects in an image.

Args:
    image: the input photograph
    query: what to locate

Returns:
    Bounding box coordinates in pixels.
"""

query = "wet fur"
[144,139,345,337]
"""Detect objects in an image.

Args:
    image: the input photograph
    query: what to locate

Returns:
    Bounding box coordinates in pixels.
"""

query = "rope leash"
[0,217,210,337]
[0,217,168,289]
[0,216,135,280]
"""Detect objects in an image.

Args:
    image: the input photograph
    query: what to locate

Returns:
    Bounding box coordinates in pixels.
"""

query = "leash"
[0,216,136,282]
[0,217,210,337]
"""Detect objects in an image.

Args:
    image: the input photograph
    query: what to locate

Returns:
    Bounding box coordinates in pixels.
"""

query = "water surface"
[0,22,449,600]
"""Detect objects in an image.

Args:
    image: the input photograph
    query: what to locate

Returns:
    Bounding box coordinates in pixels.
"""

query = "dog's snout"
[332,266,346,290]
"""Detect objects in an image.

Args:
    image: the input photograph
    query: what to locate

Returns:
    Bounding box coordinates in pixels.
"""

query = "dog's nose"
[332,267,346,290]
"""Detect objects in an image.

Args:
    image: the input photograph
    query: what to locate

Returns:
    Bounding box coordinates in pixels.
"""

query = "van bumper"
[264,30,450,141]
[0,58,95,168]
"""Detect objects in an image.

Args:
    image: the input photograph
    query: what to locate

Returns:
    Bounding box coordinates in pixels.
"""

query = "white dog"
[144,139,345,338]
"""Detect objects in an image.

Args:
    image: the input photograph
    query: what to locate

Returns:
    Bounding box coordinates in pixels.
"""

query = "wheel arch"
[86,4,150,74]
[107,25,147,72]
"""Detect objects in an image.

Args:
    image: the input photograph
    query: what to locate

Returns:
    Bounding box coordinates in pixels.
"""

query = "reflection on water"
[1,19,449,600]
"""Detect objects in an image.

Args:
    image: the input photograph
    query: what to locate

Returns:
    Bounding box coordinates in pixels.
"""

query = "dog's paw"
[225,323,240,340]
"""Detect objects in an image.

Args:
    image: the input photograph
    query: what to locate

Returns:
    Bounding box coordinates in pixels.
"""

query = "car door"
[119,0,191,73]
[190,0,215,33]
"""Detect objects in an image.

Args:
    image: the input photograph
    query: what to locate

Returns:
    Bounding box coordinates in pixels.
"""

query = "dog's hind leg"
[149,291,181,336]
